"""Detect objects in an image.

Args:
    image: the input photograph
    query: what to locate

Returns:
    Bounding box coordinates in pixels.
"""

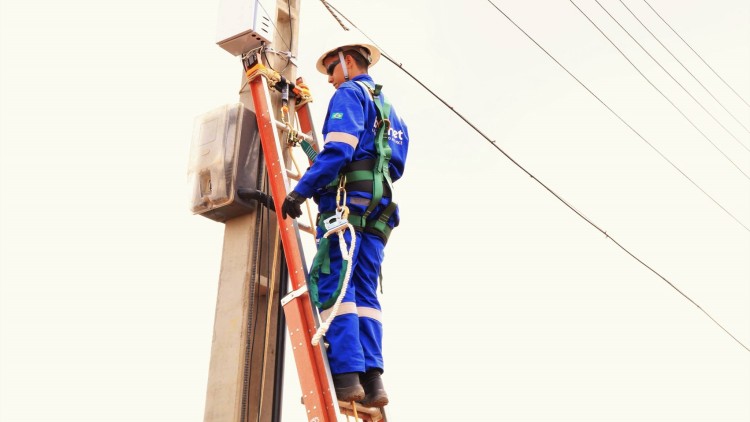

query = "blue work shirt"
[294,74,409,225]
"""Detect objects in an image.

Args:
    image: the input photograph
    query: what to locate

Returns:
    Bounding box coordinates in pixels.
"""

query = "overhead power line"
[570,0,750,181]
[620,0,750,143]
[643,0,750,110]
[320,0,349,30]
[480,0,750,233]
[318,0,750,353]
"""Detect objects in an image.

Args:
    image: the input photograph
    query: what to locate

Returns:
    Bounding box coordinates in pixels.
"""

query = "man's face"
[322,54,345,89]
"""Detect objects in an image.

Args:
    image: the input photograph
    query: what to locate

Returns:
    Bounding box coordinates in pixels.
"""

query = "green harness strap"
[308,235,348,310]
[321,81,397,232]
[299,139,318,162]
[307,82,397,310]
[356,81,394,220]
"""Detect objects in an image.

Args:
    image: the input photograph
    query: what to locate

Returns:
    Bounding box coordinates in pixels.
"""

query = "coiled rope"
[311,221,357,346]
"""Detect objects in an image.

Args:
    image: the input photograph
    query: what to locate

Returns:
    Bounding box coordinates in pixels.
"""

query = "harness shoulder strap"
[354,81,394,219]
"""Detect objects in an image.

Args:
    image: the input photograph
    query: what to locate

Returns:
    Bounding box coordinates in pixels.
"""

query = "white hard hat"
[315,42,381,74]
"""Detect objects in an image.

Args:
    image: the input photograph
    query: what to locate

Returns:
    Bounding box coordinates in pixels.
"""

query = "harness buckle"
[323,206,350,234]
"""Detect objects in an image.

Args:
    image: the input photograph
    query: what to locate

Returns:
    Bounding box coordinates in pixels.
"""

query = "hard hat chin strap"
[338,51,349,81]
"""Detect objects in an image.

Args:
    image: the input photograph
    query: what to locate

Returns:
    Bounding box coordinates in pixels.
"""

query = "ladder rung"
[286,169,301,181]
[338,401,385,421]
[297,222,315,236]
[273,119,313,142]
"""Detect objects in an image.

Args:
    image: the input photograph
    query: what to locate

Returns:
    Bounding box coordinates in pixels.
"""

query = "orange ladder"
[245,50,386,422]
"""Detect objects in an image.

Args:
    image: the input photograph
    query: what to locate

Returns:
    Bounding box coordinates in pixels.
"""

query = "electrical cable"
[318,0,395,59]
[283,0,294,72]
[319,0,750,353]
[271,246,288,422]
[252,1,297,75]
[256,183,275,422]
[573,0,750,180]
[642,0,750,110]
[263,48,276,72]
[248,171,278,422]
[256,1,291,52]
[268,2,296,74]
[591,0,750,157]
[387,49,750,354]
[240,171,267,422]
[288,1,293,53]
[320,0,350,31]
[321,0,750,232]
[486,0,750,232]
[620,0,750,142]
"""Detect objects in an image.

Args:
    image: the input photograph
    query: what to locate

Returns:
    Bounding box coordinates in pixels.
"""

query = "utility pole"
[203,1,301,421]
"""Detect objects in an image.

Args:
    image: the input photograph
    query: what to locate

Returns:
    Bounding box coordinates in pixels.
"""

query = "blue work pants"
[315,228,385,375]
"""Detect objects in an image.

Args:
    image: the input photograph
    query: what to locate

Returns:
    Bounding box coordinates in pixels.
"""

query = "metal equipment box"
[188,103,261,222]
[216,0,276,56]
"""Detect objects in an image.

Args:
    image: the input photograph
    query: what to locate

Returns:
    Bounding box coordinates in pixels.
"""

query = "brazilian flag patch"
[331,112,343,119]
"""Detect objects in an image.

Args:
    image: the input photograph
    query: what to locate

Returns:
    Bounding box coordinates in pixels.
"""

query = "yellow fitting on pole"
[245,63,281,85]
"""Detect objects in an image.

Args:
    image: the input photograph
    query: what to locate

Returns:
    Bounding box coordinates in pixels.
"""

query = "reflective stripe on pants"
[315,228,385,375]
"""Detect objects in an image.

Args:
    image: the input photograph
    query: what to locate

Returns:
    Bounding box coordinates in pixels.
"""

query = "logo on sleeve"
[331,112,344,120]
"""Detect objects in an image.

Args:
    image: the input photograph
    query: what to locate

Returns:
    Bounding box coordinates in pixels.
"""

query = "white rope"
[311,222,357,346]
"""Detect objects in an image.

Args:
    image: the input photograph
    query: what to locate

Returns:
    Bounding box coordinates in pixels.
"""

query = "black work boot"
[359,369,389,407]
[332,372,365,402]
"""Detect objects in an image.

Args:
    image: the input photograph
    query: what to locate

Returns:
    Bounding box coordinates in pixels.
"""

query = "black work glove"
[281,191,306,219]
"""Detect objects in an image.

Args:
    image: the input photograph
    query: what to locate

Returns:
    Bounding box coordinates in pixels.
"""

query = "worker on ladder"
[281,40,409,408]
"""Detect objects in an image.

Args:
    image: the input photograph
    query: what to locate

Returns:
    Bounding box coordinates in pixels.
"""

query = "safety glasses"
[326,59,341,76]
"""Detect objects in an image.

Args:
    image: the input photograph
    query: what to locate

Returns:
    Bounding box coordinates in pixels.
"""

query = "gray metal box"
[188,103,262,222]
[216,0,275,56]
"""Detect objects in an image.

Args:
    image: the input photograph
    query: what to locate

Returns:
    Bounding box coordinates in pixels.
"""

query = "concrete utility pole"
[203,1,301,421]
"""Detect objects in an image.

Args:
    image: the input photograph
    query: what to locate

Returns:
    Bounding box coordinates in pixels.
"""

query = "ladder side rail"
[249,75,339,422]
[292,91,348,417]
[295,101,321,154]
[292,84,389,422]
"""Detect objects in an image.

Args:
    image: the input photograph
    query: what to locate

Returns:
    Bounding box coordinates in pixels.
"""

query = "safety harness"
[310,183,357,346]
[308,81,397,316]
[320,81,397,243]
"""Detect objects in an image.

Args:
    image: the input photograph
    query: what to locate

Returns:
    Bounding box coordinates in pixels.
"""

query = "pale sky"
[1,0,749,421]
